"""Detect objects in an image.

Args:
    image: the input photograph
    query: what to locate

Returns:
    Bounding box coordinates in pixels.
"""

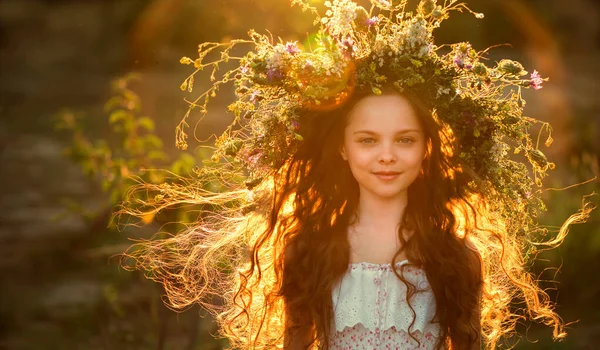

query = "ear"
[339,145,348,161]
[419,151,428,175]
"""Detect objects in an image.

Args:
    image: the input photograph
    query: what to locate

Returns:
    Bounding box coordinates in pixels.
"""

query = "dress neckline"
[348,259,409,268]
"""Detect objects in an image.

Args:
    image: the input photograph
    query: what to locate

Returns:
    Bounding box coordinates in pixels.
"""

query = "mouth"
[373,171,402,180]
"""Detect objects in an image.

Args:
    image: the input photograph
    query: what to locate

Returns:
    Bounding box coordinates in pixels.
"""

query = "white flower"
[436,86,451,97]
[490,142,509,163]
[265,43,290,70]
[403,17,430,56]
[372,0,392,9]
[323,0,358,38]
[327,60,346,76]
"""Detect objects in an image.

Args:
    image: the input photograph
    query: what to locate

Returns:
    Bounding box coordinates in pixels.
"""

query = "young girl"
[119,1,592,349]
[277,88,483,349]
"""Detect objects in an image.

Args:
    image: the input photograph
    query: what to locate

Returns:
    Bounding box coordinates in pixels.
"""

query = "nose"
[378,144,397,164]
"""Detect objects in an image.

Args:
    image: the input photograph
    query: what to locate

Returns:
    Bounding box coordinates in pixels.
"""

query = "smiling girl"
[119,1,593,349]
[274,89,483,349]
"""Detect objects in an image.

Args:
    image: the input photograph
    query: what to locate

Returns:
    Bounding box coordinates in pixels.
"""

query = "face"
[340,94,427,200]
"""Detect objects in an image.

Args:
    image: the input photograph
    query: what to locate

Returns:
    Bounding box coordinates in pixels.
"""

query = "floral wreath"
[175,0,555,231]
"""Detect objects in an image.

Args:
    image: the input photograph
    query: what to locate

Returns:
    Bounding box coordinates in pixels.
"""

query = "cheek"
[409,149,426,165]
[406,152,425,171]
[345,145,372,168]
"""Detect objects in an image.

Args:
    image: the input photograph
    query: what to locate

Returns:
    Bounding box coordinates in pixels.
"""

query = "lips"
[373,171,401,180]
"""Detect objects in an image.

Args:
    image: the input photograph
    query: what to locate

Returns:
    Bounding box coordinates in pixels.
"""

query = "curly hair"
[118,87,592,349]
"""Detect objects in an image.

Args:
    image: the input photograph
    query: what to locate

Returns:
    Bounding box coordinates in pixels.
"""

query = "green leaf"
[196,147,213,160]
[410,59,423,67]
[497,59,527,77]
[148,150,168,161]
[128,139,144,154]
[143,135,164,149]
[104,96,124,112]
[171,153,196,174]
[109,110,132,125]
[137,117,155,132]
[122,90,141,112]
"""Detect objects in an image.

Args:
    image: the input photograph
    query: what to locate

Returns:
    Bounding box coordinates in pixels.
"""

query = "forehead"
[346,94,422,132]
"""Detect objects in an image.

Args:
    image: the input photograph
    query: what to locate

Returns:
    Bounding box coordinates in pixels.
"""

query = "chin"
[367,186,408,200]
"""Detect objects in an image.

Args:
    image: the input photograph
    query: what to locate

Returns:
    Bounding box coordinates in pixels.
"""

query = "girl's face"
[340,94,427,200]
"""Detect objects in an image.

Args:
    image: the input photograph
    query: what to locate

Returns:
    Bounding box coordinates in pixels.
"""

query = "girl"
[279,88,483,349]
[119,1,592,349]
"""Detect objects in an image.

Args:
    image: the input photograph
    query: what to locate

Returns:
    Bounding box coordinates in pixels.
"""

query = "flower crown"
[177,0,554,223]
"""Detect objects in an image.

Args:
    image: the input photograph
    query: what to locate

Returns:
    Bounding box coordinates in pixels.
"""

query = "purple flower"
[366,16,380,27]
[453,56,464,68]
[241,64,250,74]
[285,41,300,55]
[291,120,299,131]
[340,38,354,57]
[247,149,264,166]
[454,55,472,70]
[530,70,543,90]
[266,68,284,81]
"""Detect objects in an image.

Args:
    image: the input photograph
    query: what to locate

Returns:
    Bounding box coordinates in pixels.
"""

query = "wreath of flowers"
[176,0,555,229]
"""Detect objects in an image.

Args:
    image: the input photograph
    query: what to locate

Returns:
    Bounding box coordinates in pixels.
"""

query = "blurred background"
[0,0,598,349]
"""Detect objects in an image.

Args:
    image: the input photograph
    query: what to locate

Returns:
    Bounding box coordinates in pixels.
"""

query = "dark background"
[1,0,599,349]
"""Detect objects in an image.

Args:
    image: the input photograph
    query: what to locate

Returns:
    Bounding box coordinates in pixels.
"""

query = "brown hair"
[276,89,482,349]
[119,87,588,349]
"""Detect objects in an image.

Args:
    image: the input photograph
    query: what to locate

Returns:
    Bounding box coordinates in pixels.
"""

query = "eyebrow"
[352,129,421,135]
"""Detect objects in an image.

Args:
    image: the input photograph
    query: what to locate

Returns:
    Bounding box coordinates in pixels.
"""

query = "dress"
[329,260,441,349]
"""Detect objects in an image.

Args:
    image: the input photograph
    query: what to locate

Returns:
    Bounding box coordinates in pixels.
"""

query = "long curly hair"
[118,88,592,349]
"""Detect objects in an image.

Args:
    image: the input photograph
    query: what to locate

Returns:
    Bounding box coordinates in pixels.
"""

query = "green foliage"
[175,0,556,240]
[55,73,207,225]
[54,73,220,348]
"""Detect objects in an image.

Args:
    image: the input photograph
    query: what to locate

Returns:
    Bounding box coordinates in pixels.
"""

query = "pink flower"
[285,41,300,55]
[304,60,315,72]
[453,56,464,68]
[366,16,380,27]
[247,149,264,166]
[454,55,472,70]
[339,38,355,57]
[530,70,543,90]
[249,90,260,102]
[266,68,283,81]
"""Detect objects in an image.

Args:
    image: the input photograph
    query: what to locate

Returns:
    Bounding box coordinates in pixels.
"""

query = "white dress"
[329,260,441,349]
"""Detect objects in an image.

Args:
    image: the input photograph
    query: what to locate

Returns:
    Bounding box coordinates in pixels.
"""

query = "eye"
[358,138,376,144]
[397,137,415,144]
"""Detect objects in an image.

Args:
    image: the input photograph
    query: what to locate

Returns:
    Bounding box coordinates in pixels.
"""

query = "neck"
[352,190,408,233]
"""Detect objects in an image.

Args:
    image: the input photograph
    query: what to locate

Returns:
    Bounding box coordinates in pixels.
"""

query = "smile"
[373,172,401,181]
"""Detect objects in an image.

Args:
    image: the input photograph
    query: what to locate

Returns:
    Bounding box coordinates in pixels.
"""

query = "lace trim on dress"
[329,323,439,349]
